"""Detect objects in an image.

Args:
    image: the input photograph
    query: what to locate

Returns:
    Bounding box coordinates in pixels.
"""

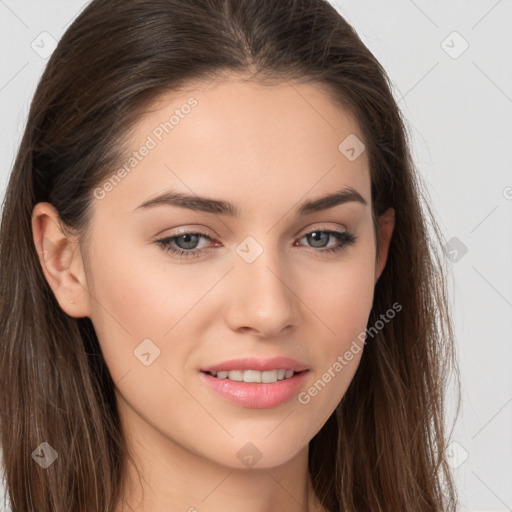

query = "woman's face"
[38,76,394,470]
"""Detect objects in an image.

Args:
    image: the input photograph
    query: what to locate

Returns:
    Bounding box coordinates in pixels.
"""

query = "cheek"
[85,235,229,383]
[327,262,375,336]
[294,249,375,413]
[302,246,376,340]
[84,238,176,379]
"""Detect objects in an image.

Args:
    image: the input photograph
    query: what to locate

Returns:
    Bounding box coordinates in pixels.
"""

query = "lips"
[199,368,309,408]
[199,357,311,408]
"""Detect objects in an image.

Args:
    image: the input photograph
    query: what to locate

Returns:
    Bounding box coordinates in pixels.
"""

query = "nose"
[223,245,299,338]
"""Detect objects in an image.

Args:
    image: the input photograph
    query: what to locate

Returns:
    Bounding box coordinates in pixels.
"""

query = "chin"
[204,433,309,470]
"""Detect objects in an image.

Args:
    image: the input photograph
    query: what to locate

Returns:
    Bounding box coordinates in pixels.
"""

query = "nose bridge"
[228,233,298,335]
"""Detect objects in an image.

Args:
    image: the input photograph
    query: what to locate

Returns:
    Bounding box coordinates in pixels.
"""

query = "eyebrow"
[134,186,367,216]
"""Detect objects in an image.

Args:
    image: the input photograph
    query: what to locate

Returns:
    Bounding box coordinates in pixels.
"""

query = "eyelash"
[155,228,357,259]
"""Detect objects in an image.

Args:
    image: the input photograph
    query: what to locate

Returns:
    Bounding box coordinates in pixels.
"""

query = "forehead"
[98,76,371,216]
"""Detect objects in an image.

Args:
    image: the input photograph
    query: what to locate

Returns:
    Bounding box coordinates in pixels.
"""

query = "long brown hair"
[0,0,460,510]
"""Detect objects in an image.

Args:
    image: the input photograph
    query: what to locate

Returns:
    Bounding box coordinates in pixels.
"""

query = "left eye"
[155,228,357,259]
[155,232,213,258]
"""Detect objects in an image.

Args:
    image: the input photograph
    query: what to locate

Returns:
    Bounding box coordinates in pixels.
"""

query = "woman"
[0,0,460,510]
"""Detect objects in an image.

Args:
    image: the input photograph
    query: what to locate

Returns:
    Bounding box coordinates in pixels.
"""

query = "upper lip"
[200,357,309,373]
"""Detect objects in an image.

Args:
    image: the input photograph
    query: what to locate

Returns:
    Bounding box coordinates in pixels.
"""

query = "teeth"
[211,369,297,383]
[228,370,243,381]
[262,370,280,383]
[244,370,262,383]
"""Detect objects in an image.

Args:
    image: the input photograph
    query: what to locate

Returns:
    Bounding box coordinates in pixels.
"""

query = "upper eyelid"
[161,222,349,239]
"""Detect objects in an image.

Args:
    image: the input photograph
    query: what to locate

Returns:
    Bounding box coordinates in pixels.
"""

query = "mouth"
[201,368,304,384]
[198,357,310,408]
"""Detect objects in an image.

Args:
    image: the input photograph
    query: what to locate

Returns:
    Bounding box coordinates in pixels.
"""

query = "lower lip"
[199,371,309,409]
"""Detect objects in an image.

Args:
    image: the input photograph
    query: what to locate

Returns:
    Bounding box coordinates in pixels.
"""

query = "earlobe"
[31,202,90,318]
[375,207,395,283]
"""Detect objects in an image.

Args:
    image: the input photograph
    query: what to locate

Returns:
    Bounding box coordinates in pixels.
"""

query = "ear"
[31,202,91,318]
[374,207,395,283]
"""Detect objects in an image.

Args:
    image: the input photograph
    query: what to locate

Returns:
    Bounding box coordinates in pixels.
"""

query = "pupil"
[177,234,198,249]
[309,231,327,248]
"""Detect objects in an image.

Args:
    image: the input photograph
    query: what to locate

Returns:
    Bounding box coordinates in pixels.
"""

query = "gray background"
[1,1,511,510]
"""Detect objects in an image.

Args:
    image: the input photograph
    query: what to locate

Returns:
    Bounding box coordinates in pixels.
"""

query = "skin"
[32,74,395,512]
